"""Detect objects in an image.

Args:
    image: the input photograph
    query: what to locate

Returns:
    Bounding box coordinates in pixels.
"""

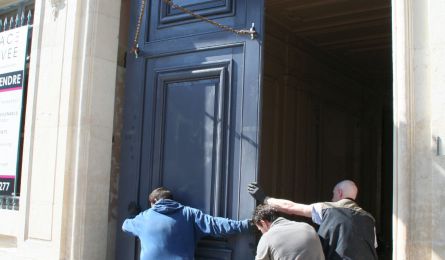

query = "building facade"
[0,0,443,259]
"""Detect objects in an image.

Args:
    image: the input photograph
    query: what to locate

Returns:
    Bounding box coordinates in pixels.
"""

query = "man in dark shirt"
[248,180,378,260]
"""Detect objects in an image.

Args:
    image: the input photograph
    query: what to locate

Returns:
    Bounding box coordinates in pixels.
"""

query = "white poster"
[0,26,29,195]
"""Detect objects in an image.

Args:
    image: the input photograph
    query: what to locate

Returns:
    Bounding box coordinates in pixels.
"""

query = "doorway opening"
[259,1,393,259]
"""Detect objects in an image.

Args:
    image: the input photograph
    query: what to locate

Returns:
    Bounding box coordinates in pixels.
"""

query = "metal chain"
[131,0,146,58]
[132,0,257,58]
[161,0,256,38]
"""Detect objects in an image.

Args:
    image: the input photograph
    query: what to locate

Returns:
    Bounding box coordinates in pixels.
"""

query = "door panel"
[148,57,234,216]
[148,0,239,41]
[117,0,264,259]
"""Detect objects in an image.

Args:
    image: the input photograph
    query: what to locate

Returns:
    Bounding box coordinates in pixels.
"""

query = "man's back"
[123,199,195,259]
[122,199,249,260]
[316,199,377,260]
[256,217,324,260]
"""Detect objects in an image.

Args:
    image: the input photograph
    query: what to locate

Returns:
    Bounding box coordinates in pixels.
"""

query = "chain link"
[132,0,257,58]
[131,0,146,58]
[161,0,256,37]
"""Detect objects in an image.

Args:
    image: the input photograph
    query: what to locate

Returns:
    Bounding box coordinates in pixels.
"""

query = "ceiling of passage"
[266,0,392,79]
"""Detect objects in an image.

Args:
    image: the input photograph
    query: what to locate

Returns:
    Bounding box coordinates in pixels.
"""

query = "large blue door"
[116,0,264,259]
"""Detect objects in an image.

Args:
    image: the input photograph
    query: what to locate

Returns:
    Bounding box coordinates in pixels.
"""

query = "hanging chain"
[161,0,257,38]
[131,0,257,58]
[131,0,146,58]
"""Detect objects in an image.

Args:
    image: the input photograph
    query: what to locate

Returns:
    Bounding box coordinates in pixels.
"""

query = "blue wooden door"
[116,0,264,259]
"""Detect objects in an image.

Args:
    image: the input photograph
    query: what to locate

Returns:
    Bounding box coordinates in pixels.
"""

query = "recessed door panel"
[148,0,240,42]
[150,60,232,216]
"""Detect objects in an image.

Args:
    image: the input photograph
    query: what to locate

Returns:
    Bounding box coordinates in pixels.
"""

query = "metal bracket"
[249,23,257,40]
[132,43,140,59]
[49,0,64,19]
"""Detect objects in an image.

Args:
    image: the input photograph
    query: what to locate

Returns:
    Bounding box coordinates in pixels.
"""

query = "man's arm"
[248,182,312,218]
[121,202,142,236]
[265,197,312,218]
[190,207,249,237]
[122,216,139,235]
[255,237,271,260]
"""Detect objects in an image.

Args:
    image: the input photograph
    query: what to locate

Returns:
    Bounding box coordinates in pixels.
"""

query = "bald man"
[248,180,377,260]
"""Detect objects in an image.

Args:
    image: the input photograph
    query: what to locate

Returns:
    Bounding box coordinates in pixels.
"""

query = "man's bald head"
[332,180,358,202]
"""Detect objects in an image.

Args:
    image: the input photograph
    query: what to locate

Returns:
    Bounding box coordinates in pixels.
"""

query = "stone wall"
[392,0,445,258]
[0,0,121,259]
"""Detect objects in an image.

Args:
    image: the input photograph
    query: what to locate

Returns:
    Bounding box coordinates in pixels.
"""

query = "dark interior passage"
[259,1,393,258]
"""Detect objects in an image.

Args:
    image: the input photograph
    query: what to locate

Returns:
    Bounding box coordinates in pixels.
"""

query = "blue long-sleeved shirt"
[122,199,249,260]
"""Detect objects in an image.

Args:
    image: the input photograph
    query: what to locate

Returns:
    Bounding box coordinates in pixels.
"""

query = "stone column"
[392,0,445,258]
[429,0,445,259]
[0,0,121,259]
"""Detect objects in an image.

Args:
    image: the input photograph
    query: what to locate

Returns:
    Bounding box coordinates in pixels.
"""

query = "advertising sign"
[0,26,29,196]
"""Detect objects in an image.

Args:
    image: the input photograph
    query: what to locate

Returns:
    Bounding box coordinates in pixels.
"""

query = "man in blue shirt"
[122,187,250,260]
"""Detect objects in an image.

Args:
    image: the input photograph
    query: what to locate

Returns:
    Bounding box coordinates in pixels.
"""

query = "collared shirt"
[256,217,324,260]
